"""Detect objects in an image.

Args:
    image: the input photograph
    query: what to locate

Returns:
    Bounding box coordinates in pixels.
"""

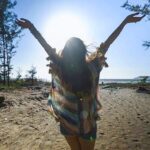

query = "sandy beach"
[0,87,150,150]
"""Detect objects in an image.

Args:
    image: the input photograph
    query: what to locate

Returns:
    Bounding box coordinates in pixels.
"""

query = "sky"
[12,0,150,80]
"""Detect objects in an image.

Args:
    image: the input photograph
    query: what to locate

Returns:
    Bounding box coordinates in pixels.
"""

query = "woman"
[16,13,144,150]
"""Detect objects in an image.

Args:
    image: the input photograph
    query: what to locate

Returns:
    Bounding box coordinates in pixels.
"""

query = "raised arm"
[99,13,145,55]
[16,18,58,62]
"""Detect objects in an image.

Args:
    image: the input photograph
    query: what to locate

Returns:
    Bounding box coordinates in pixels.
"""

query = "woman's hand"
[124,13,145,24]
[98,13,145,55]
[16,18,33,29]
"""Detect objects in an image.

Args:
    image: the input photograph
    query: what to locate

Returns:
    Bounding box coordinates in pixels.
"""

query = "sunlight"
[43,12,90,51]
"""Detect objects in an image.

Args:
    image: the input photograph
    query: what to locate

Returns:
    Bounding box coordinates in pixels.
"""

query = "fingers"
[137,14,146,20]
[46,56,50,60]
[15,19,25,25]
[15,19,19,24]
[127,12,146,23]
[131,12,139,16]
[20,18,30,22]
[131,13,146,19]
[15,19,22,25]
[20,18,26,20]
[15,18,32,29]
[135,15,146,22]
[16,18,19,22]
[141,14,146,19]
[16,18,31,24]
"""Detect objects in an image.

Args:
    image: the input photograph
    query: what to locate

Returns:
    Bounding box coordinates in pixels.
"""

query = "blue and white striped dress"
[48,59,102,137]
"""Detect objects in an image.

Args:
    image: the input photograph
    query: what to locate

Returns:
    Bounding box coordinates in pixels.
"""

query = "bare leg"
[79,137,95,150]
[65,135,81,150]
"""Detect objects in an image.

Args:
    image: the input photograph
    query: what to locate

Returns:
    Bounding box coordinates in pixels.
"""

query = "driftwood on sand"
[136,87,150,94]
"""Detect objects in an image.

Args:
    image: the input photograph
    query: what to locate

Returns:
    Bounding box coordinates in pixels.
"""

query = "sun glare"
[43,12,90,51]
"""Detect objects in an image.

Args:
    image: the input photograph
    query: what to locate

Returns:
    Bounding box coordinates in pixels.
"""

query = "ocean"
[99,79,150,84]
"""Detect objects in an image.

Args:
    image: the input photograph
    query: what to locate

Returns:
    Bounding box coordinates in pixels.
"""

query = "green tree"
[27,66,37,85]
[141,76,149,83]
[0,0,22,85]
[16,67,22,81]
[122,0,150,48]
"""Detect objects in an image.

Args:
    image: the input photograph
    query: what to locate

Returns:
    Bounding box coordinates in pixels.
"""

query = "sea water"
[99,79,150,84]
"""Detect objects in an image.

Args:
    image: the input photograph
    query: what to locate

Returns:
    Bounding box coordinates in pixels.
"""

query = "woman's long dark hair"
[60,37,92,96]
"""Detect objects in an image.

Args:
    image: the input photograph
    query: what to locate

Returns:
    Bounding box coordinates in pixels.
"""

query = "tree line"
[0,0,21,85]
[0,0,38,86]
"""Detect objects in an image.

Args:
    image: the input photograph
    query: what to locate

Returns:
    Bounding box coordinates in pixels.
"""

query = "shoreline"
[99,83,150,89]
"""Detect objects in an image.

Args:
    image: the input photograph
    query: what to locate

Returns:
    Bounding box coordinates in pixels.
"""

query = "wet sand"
[0,87,150,150]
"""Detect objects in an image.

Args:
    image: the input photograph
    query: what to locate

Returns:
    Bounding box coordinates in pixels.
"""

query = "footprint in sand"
[100,132,105,135]
[132,139,139,142]
[140,118,144,121]
[137,113,141,116]
[145,121,149,124]
[147,132,150,135]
